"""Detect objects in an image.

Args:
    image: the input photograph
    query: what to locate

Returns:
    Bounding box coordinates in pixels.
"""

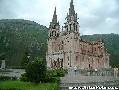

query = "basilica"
[46,0,110,70]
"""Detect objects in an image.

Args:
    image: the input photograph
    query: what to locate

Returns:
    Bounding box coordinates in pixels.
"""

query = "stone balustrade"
[60,69,119,90]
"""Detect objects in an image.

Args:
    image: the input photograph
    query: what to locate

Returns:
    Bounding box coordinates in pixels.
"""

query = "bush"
[20,73,28,82]
[44,70,57,83]
[44,68,67,83]
[25,57,46,83]
[0,76,11,81]
[55,68,67,77]
[11,77,17,80]
[0,76,17,81]
[20,68,66,83]
[20,56,67,83]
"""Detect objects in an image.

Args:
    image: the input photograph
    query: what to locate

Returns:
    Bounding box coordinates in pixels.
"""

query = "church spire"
[49,7,60,39]
[69,0,75,16]
[52,7,57,24]
[64,0,79,34]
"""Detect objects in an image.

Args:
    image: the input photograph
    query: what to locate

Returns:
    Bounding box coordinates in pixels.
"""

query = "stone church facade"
[46,0,110,70]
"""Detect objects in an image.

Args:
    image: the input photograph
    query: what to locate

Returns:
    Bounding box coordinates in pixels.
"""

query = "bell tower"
[48,7,60,39]
[64,0,80,35]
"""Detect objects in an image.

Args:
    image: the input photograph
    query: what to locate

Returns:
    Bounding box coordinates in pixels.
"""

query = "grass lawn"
[0,81,58,90]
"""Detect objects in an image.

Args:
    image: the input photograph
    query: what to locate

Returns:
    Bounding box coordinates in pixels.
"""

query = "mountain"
[0,19,48,68]
[0,19,118,68]
[81,33,119,68]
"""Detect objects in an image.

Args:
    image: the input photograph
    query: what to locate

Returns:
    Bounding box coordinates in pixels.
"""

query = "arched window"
[52,31,54,36]
[57,33,59,37]
[73,23,75,31]
[66,25,68,31]
[67,56,69,61]
[55,31,56,36]
[76,56,78,62]
[76,25,77,31]
[61,59,63,68]
[50,32,52,37]
[89,64,91,69]
[70,24,71,31]
[62,41,64,44]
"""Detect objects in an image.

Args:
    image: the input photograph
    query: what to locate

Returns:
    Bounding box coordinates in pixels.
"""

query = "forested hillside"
[0,19,48,67]
[81,34,119,68]
[0,19,119,68]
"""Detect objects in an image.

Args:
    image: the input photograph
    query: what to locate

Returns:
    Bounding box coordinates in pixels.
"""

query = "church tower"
[47,7,60,55]
[48,7,60,39]
[47,7,61,68]
[59,0,81,69]
[64,0,80,36]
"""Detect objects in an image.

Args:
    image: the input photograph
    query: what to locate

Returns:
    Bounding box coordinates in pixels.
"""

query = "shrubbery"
[20,66,67,83]
[23,58,46,83]
[20,57,67,83]
[0,76,17,81]
[20,68,67,83]
[44,68,67,83]
[20,73,28,82]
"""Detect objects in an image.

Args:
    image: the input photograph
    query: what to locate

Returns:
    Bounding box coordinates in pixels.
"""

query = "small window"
[62,41,64,44]
[76,56,78,61]
[67,26,68,31]
[73,23,75,30]
[67,56,69,61]
[89,64,90,68]
[70,24,71,31]
[76,25,77,31]
[50,33,52,37]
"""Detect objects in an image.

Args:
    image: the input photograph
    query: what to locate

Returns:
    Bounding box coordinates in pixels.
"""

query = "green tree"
[25,57,46,83]
[21,52,30,68]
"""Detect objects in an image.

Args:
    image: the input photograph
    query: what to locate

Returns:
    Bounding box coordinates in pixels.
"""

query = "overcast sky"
[0,0,119,35]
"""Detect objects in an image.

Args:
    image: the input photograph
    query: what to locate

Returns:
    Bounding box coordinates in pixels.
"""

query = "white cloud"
[0,0,119,35]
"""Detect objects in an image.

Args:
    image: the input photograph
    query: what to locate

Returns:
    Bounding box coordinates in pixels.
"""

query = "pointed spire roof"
[52,7,57,24]
[69,0,75,15]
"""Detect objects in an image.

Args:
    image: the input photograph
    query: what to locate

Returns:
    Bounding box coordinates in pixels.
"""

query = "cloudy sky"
[0,0,119,35]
